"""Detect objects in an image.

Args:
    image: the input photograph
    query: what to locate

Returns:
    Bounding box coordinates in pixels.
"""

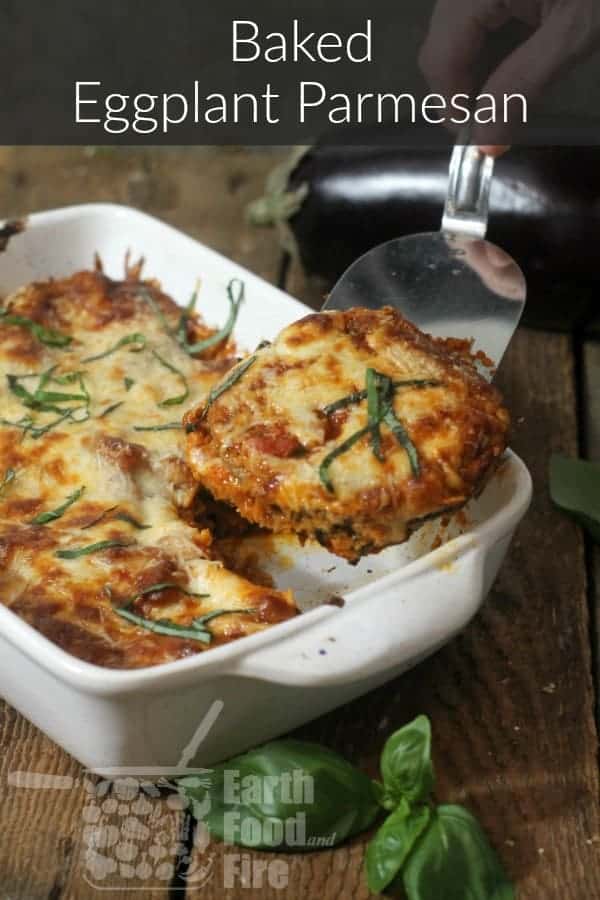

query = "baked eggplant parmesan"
[0,263,296,668]
[185,307,510,561]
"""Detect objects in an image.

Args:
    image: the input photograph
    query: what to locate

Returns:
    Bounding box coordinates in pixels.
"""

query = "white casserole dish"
[0,204,532,774]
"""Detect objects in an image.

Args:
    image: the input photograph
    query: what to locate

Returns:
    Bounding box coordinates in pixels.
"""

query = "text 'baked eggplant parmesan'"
[185,307,510,562]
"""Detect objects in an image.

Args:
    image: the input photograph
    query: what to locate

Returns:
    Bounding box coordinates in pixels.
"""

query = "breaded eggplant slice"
[185,307,510,562]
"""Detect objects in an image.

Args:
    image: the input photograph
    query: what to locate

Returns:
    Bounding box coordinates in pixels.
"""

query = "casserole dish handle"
[231,540,501,688]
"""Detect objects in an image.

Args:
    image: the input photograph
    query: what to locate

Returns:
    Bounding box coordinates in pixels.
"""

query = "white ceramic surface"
[0,204,532,774]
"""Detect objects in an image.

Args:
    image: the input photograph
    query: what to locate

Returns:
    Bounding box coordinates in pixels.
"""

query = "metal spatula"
[322,141,526,376]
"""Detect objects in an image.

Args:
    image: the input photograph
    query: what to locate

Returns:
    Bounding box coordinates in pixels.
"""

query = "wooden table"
[0,147,599,900]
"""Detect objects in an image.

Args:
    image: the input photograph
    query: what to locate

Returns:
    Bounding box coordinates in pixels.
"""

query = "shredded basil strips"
[4,367,91,438]
[0,307,72,348]
[186,354,257,432]
[140,278,244,357]
[152,349,189,407]
[115,599,255,644]
[30,485,85,525]
[82,332,146,363]
[319,370,438,493]
[55,539,131,559]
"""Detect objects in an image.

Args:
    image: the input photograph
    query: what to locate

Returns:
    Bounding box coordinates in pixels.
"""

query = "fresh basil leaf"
[0,309,71,347]
[151,349,189,407]
[550,454,600,543]
[56,539,131,559]
[365,802,431,893]
[381,715,433,808]
[179,738,381,851]
[30,485,85,525]
[366,367,384,462]
[401,805,514,900]
[82,332,146,363]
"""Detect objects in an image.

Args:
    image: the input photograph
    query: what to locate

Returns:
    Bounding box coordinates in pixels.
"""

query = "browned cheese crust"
[185,307,510,561]
[0,265,296,668]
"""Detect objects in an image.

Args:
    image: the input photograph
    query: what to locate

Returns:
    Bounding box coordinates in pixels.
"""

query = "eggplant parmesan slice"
[0,265,296,668]
[185,307,510,562]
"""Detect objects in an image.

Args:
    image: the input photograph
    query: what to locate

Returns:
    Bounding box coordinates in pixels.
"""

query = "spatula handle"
[442,135,494,239]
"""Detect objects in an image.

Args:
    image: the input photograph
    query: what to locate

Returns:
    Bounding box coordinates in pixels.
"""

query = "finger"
[419,0,486,99]
[477,144,511,157]
[473,3,600,144]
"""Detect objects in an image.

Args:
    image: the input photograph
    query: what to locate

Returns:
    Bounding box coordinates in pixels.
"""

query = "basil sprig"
[179,715,513,898]
[0,307,72,347]
[30,485,85,525]
[320,368,425,492]
[365,716,514,898]
[550,454,600,543]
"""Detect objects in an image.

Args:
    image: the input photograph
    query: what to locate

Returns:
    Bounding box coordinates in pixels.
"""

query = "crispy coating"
[185,307,510,561]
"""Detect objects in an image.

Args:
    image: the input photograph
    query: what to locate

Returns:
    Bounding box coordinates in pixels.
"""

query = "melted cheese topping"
[0,266,296,668]
[186,308,510,561]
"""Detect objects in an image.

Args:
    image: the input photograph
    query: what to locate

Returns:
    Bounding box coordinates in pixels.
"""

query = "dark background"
[1,0,600,144]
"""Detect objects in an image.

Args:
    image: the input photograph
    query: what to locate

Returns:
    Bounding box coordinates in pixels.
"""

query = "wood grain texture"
[0,146,286,284]
[583,339,600,722]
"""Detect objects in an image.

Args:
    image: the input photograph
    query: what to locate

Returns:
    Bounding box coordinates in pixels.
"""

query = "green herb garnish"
[55,539,131,559]
[30,486,85,525]
[152,349,189,407]
[0,308,71,348]
[137,285,173,335]
[115,604,251,644]
[319,368,423,492]
[319,425,372,493]
[180,278,244,356]
[124,377,135,391]
[195,354,256,424]
[323,379,440,416]
[114,511,151,530]
[98,401,124,418]
[133,422,183,432]
[7,368,89,416]
[121,582,209,604]
[0,468,16,496]
[550,454,600,543]
[82,332,146,363]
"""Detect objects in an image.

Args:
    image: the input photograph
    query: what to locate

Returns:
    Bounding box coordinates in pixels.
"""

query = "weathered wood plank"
[583,339,600,722]
[0,146,286,284]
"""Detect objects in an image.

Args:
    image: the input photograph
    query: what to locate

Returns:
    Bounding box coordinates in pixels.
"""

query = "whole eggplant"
[256,138,600,332]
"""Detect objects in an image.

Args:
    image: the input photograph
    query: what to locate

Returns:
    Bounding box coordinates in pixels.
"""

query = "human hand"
[419,0,600,154]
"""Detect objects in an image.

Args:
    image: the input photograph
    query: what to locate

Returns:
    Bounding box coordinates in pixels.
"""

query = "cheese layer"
[186,307,510,561]
[0,265,296,668]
